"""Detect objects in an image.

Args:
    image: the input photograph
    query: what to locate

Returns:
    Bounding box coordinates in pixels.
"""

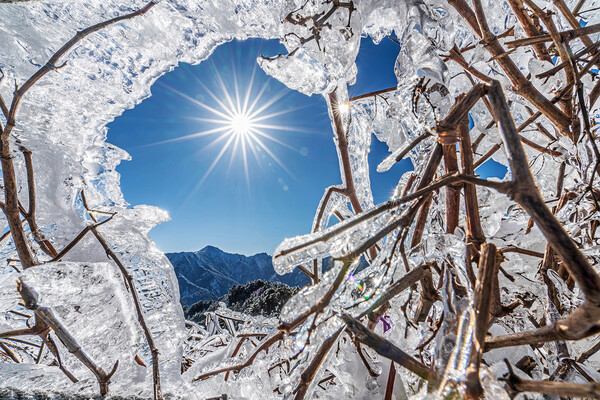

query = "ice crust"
[1,0,600,398]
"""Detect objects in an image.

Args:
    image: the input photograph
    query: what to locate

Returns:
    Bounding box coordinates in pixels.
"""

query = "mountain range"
[166,245,312,306]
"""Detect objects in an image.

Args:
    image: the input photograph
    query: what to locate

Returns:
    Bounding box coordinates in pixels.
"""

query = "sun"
[147,63,299,196]
[229,111,254,137]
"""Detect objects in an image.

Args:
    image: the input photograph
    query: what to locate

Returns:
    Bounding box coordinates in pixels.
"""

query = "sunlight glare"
[151,63,301,199]
[230,112,254,137]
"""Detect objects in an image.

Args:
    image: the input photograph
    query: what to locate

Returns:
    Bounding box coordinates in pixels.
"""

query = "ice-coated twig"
[341,314,433,381]
[81,187,162,399]
[307,184,349,283]
[90,226,163,400]
[293,327,344,400]
[275,172,509,261]
[21,148,58,258]
[193,331,285,381]
[501,359,600,398]
[465,243,497,399]
[51,215,114,262]
[349,86,397,102]
[504,23,600,49]
[449,0,571,133]
[0,340,19,363]
[0,1,157,270]
[15,279,117,395]
[357,264,430,319]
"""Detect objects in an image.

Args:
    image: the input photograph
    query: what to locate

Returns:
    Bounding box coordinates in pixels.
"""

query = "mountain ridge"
[166,245,310,305]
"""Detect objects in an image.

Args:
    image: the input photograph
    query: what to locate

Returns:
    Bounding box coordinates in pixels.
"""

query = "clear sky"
[107,37,505,256]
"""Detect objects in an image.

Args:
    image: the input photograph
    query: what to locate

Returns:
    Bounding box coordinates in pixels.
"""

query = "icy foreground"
[1,0,600,398]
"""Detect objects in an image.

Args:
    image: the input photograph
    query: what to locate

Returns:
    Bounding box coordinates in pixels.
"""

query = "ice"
[0,262,150,397]
[1,0,600,398]
[258,0,361,96]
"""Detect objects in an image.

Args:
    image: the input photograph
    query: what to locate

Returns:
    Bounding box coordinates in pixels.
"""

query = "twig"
[294,328,344,399]
[465,243,497,399]
[193,332,284,381]
[51,216,114,262]
[0,1,157,270]
[16,279,117,395]
[341,314,433,381]
[502,359,600,398]
[21,148,58,257]
[505,23,600,48]
[349,87,396,102]
[90,227,163,400]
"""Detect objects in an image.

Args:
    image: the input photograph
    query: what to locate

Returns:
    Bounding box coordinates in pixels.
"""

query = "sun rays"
[148,63,300,198]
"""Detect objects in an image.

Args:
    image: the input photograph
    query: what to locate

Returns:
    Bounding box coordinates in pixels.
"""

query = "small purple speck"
[379,315,393,333]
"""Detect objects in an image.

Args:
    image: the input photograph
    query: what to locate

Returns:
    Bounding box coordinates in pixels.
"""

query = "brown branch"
[294,328,344,399]
[51,216,113,262]
[410,194,433,249]
[0,340,20,363]
[442,115,460,234]
[506,0,552,62]
[392,131,433,166]
[436,84,488,134]
[384,362,397,400]
[193,331,285,381]
[349,87,396,102]
[90,226,162,400]
[578,340,600,363]
[0,149,36,267]
[0,93,8,121]
[353,339,380,377]
[502,360,600,398]
[505,23,600,48]
[21,149,57,258]
[487,80,600,304]
[224,338,247,381]
[16,279,117,395]
[341,314,433,381]
[500,245,545,258]
[465,243,498,399]
[413,267,440,323]
[459,117,486,246]
[523,0,574,119]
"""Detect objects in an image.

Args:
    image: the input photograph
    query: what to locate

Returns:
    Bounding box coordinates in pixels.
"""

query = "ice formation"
[0,0,600,399]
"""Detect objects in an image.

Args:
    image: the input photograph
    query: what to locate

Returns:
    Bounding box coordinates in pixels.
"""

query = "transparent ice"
[1,0,599,398]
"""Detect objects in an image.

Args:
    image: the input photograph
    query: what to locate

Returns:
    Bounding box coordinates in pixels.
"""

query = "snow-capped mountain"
[166,245,311,305]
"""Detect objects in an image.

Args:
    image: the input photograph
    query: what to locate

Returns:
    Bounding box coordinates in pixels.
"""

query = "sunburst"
[148,63,300,197]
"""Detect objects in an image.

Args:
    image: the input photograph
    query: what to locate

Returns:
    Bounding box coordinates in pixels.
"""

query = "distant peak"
[199,245,221,253]
[195,245,270,258]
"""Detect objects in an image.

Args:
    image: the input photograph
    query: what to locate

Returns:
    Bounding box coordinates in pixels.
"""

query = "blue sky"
[107,37,504,256]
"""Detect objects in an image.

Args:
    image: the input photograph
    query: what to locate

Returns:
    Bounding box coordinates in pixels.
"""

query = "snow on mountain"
[166,246,310,305]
